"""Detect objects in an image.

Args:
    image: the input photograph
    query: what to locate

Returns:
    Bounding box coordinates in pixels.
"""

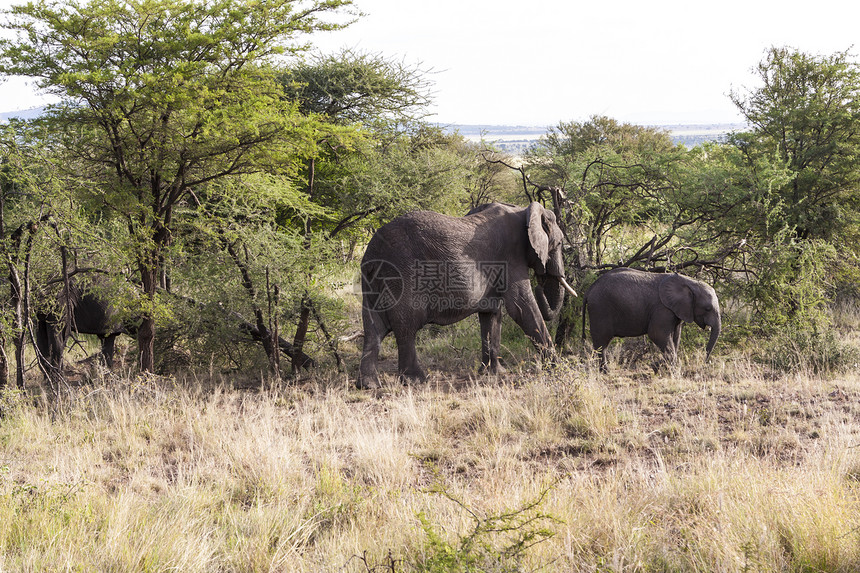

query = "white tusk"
[559,276,578,297]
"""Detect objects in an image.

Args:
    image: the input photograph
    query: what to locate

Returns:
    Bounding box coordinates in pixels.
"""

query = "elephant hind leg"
[358,310,390,389]
[395,328,426,383]
[100,333,119,368]
[588,321,613,373]
[592,336,612,373]
[597,347,609,373]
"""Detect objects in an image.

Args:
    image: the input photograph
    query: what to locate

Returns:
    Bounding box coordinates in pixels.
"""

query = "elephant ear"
[527,202,550,273]
[659,274,695,323]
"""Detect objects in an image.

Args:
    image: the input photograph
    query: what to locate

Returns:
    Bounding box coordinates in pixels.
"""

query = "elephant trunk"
[705,315,721,361]
[535,275,566,322]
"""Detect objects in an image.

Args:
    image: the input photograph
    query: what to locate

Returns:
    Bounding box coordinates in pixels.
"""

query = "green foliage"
[527,115,681,267]
[730,47,860,242]
[0,0,355,366]
[281,48,432,127]
[525,50,860,357]
[279,49,457,232]
[758,324,860,374]
[413,480,560,573]
[711,47,860,346]
[743,237,836,331]
[337,129,477,222]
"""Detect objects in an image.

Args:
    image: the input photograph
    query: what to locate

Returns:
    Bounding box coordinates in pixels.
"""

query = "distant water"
[0,106,46,122]
[2,110,743,149]
[443,123,747,151]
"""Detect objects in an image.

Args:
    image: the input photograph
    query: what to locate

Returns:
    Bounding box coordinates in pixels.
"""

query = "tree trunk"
[292,299,311,375]
[222,238,278,369]
[308,297,343,371]
[0,338,8,388]
[291,157,316,376]
[0,189,7,387]
[7,257,22,389]
[267,269,280,379]
[138,264,157,373]
[12,282,25,389]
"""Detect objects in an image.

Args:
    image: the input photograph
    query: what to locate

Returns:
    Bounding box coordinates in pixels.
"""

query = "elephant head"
[526,203,576,321]
[658,273,721,360]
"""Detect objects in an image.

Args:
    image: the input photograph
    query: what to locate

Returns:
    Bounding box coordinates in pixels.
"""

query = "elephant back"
[44,277,127,337]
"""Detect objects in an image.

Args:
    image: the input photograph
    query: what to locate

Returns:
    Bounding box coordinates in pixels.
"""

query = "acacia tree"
[279,49,437,234]
[0,0,353,371]
[720,47,860,333]
[525,116,683,269]
[730,47,860,242]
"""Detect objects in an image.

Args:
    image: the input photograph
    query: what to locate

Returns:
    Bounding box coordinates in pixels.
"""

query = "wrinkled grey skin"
[357,202,573,388]
[36,280,129,374]
[583,267,721,372]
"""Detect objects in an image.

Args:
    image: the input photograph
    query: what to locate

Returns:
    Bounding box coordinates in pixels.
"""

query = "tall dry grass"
[0,351,859,571]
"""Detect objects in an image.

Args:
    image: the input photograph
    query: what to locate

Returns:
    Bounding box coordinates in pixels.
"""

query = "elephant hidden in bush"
[357,202,578,388]
[582,267,721,372]
[35,279,130,377]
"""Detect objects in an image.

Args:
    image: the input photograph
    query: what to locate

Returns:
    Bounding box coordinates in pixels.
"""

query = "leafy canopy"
[0,0,355,371]
[730,46,860,241]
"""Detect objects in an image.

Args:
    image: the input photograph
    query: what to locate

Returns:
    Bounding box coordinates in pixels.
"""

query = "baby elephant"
[583,268,721,372]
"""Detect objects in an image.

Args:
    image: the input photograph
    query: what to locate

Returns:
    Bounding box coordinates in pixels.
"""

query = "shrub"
[412,480,561,573]
[758,324,860,373]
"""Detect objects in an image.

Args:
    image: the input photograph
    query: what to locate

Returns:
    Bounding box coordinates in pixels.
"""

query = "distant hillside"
[444,123,747,153]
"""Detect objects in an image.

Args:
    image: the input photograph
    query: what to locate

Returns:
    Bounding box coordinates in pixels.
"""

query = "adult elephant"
[35,279,130,376]
[582,267,721,372]
[357,202,578,388]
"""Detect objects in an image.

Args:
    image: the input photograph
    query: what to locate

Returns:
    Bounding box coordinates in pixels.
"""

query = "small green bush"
[413,481,561,573]
[758,325,860,373]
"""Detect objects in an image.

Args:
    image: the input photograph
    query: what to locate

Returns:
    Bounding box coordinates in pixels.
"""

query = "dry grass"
[1,341,860,571]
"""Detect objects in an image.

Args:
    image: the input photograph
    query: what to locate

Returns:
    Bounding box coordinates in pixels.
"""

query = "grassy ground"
[2,327,860,571]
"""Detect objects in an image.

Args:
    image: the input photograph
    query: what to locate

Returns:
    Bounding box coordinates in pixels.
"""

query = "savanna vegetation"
[1,0,860,570]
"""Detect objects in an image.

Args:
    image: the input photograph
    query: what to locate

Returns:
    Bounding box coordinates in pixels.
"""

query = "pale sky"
[1,0,858,126]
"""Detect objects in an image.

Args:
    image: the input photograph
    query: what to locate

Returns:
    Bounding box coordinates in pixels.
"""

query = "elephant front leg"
[503,282,554,364]
[648,319,680,372]
[478,310,504,373]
